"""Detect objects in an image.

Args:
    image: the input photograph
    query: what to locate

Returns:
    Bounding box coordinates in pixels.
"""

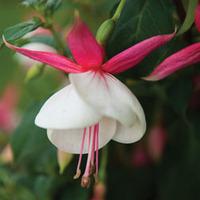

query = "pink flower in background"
[3,16,181,186]
[15,43,57,67]
[147,122,167,162]
[195,2,200,32]
[0,85,19,133]
[91,182,106,200]
[132,122,167,167]
[23,27,51,38]
[15,27,56,68]
[131,144,150,167]
[0,144,13,163]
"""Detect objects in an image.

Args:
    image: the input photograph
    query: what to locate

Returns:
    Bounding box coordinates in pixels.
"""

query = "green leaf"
[22,0,38,7]
[107,0,175,57]
[178,0,198,35]
[46,0,62,11]
[0,19,42,47]
[10,103,56,171]
[166,77,192,115]
[22,0,62,16]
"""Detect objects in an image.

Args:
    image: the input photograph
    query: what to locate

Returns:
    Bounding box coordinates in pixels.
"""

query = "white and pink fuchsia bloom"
[15,28,56,68]
[4,16,200,187]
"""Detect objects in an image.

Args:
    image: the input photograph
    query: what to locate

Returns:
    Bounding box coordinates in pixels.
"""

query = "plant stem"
[49,25,66,55]
[173,0,186,21]
[99,146,108,183]
[43,16,66,55]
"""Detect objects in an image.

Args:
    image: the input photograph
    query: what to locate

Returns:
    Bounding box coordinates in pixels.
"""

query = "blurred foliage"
[0,0,200,200]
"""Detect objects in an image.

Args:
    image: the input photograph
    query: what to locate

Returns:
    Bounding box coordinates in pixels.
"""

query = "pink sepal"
[144,43,200,81]
[67,17,104,68]
[3,36,82,73]
[102,33,175,74]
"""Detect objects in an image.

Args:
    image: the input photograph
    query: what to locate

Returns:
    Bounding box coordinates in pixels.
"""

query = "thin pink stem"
[88,127,92,152]
[83,128,95,177]
[91,126,96,166]
[74,128,87,179]
[95,124,99,176]
[77,128,87,170]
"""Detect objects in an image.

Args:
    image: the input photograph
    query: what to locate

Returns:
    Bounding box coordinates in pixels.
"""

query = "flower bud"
[0,85,19,133]
[25,64,45,82]
[131,145,150,167]
[147,123,167,162]
[96,19,115,46]
[91,182,106,200]
[96,0,126,46]
[57,150,73,174]
[0,144,13,164]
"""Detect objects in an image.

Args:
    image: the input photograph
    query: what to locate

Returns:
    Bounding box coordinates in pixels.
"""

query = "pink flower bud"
[147,123,167,162]
[0,144,13,163]
[15,43,57,68]
[23,27,52,39]
[91,182,106,200]
[131,145,150,167]
[0,85,19,133]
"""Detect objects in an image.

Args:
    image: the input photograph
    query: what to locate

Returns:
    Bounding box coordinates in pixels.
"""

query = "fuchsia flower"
[3,17,181,187]
[23,27,51,38]
[147,122,167,162]
[15,43,57,67]
[15,27,56,67]
[0,85,19,132]
[131,144,150,167]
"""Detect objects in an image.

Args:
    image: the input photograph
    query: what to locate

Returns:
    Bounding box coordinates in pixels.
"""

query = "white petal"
[70,71,145,128]
[47,117,116,154]
[35,84,101,129]
[112,118,146,143]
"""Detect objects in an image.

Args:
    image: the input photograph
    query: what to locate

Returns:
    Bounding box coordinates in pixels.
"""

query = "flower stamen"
[74,128,87,179]
[78,123,100,188]
[94,124,99,182]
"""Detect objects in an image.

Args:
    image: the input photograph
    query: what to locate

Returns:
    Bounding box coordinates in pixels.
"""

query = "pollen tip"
[141,75,158,81]
[73,169,81,179]
[81,176,91,188]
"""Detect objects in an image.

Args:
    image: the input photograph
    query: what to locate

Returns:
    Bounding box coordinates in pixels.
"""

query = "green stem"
[177,0,198,35]
[99,146,108,183]
[49,26,66,55]
[43,16,66,55]
[112,0,126,21]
